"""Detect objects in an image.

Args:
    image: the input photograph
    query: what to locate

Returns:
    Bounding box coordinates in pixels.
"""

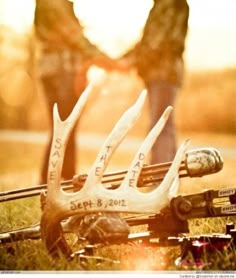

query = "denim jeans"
[40,66,78,183]
[146,81,178,164]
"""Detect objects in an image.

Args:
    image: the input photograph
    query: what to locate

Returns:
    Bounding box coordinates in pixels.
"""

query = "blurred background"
[0,0,235,189]
[0,0,235,133]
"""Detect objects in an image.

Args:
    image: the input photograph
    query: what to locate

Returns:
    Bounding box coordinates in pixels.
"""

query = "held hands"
[74,54,133,96]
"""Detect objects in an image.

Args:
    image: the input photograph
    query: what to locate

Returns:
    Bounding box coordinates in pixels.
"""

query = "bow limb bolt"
[40,88,190,257]
[40,90,147,256]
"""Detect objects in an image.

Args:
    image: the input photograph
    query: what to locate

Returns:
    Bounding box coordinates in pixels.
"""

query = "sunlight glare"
[0,0,35,34]
[0,0,235,69]
[187,0,236,30]
[73,0,153,58]
[186,0,236,70]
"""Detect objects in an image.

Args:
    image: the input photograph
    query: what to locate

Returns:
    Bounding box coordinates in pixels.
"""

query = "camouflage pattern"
[34,0,104,77]
[66,213,130,244]
[134,0,189,86]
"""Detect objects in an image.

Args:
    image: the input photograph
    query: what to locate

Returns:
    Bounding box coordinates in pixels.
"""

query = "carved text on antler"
[40,88,189,256]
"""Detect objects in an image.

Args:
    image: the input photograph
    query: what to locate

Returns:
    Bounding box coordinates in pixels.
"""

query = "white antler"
[83,90,147,190]
[47,83,93,199]
[40,84,93,257]
[40,88,189,257]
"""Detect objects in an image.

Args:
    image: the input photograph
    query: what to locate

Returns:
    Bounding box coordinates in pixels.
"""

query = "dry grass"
[29,67,236,135]
[176,68,236,133]
[1,67,236,137]
[1,129,236,271]
[1,68,236,271]
[78,67,236,136]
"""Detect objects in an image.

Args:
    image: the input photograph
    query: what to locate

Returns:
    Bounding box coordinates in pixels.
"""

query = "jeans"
[40,68,78,183]
[146,81,177,164]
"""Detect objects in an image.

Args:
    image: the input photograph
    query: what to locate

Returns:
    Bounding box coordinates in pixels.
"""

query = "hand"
[74,55,133,96]
[81,55,134,72]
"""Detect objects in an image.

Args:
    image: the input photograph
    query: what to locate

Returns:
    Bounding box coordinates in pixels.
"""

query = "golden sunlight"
[0,0,235,70]
[73,0,153,58]
[186,0,236,70]
[0,0,35,33]
[74,0,236,68]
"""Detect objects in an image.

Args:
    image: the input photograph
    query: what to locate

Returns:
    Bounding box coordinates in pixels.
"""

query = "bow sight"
[1,145,234,269]
[0,89,235,270]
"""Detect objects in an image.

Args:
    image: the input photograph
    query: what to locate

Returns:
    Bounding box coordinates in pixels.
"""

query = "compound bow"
[0,87,235,270]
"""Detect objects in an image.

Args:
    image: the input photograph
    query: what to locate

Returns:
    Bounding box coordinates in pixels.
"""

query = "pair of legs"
[40,70,78,184]
[146,81,178,164]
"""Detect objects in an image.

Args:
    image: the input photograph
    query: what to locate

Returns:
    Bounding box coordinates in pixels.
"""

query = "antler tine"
[81,89,147,191]
[149,139,190,210]
[119,106,173,190]
[47,84,93,199]
[114,139,189,213]
[58,112,189,214]
[41,84,93,257]
[40,89,147,257]
[40,89,188,257]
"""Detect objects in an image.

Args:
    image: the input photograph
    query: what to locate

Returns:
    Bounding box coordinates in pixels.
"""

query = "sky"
[0,0,235,71]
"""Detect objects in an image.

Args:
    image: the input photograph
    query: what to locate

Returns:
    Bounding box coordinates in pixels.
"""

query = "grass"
[1,136,236,271]
[4,67,235,136]
[176,68,236,133]
[1,68,236,271]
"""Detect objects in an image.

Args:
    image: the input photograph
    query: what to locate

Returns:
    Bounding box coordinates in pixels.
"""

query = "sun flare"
[0,0,35,34]
[0,0,235,69]
[73,0,153,58]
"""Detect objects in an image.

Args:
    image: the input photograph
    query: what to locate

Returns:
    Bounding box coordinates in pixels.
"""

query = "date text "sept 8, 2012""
[70,199,127,211]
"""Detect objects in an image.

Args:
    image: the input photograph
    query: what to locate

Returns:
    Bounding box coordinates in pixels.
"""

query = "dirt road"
[1,129,236,194]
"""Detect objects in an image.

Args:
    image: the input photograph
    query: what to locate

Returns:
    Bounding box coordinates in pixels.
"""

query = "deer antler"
[40,84,94,257]
[40,89,189,257]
